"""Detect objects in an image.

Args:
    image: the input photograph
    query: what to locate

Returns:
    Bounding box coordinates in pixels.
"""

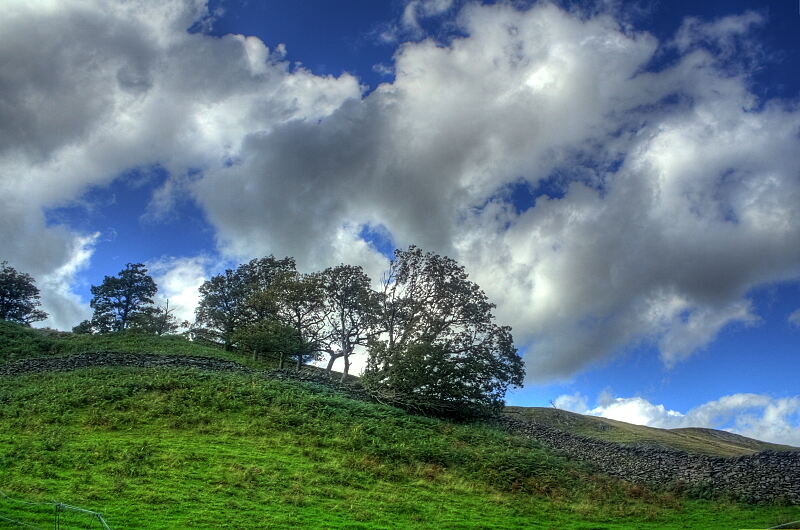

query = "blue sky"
[2,0,799,443]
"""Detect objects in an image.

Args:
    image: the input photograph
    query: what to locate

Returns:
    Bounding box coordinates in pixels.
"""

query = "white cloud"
[556,391,800,446]
[553,392,589,413]
[789,309,800,328]
[0,0,361,329]
[1,0,799,385]
[148,255,214,325]
[37,233,99,330]
[402,0,454,33]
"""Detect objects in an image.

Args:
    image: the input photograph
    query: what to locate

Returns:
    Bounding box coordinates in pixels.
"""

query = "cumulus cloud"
[402,0,454,33]
[378,0,455,43]
[196,2,800,378]
[1,0,799,384]
[0,0,361,328]
[147,255,215,324]
[789,309,800,328]
[556,391,800,446]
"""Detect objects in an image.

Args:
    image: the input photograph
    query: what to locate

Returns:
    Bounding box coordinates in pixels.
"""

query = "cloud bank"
[555,391,800,446]
[1,0,798,381]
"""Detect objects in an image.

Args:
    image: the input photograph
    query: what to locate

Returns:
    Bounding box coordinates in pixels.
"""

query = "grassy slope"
[504,407,798,457]
[0,323,798,529]
[0,320,272,370]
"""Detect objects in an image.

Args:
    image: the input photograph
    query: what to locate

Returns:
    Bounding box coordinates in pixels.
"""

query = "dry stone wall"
[0,352,255,377]
[495,416,800,504]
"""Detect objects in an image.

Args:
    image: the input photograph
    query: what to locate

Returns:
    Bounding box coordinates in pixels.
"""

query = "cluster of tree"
[194,247,525,414]
[194,256,378,378]
[1,248,525,415]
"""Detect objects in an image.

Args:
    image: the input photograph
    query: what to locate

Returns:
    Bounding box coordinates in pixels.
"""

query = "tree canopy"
[318,264,380,381]
[195,256,296,350]
[175,247,525,415]
[0,261,48,325]
[363,246,525,416]
[85,263,158,333]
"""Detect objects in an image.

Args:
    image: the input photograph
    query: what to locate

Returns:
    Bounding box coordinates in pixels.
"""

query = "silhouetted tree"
[363,246,525,416]
[88,263,157,332]
[0,261,48,325]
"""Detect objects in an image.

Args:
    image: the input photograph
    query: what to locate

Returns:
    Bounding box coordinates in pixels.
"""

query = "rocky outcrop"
[496,416,800,504]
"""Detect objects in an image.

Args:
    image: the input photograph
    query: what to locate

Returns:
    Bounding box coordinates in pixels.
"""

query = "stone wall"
[495,416,800,504]
[0,352,255,377]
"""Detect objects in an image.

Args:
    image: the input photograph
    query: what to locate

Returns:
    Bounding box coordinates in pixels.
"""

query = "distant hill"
[503,406,798,457]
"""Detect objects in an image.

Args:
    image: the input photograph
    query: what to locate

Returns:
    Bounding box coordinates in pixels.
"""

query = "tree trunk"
[340,356,350,383]
[325,355,340,374]
[279,352,284,369]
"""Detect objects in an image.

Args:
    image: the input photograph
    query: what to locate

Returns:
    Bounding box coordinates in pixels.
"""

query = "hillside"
[504,406,798,457]
[1,323,799,528]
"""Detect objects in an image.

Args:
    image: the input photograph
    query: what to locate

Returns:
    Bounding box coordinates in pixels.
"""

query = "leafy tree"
[195,268,248,349]
[89,263,157,332]
[232,319,307,367]
[318,265,380,381]
[128,299,181,335]
[363,246,525,416]
[0,261,48,325]
[195,256,296,350]
[262,271,329,370]
[71,319,95,334]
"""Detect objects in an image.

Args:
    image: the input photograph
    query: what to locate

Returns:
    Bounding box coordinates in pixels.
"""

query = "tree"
[318,265,380,381]
[195,256,296,350]
[232,319,307,367]
[89,263,157,332]
[128,299,181,335]
[259,271,329,370]
[363,246,525,416]
[0,261,48,325]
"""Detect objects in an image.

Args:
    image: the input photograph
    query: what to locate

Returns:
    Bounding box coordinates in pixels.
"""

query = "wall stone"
[0,352,255,376]
[494,416,800,504]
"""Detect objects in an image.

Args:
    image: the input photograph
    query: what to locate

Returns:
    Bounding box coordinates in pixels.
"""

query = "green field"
[0,323,798,529]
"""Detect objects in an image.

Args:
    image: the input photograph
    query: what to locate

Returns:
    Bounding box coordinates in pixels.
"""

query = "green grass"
[0,320,272,370]
[0,367,797,529]
[504,406,798,457]
[0,322,798,528]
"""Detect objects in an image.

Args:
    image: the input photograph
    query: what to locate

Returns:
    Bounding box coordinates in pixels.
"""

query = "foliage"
[0,320,275,370]
[318,265,380,380]
[231,319,307,367]
[262,271,328,369]
[0,320,54,360]
[84,263,158,333]
[195,256,296,350]
[127,300,181,335]
[0,261,48,325]
[0,366,796,529]
[364,246,525,416]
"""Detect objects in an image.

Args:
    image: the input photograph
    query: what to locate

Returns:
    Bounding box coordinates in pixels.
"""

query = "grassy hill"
[1,322,798,529]
[504,407,797,457]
